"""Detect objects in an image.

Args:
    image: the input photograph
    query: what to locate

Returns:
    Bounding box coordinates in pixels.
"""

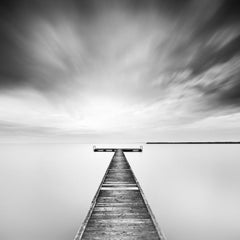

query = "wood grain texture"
[74,149,165,240]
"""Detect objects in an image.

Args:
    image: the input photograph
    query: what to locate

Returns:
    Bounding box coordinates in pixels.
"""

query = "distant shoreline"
[146,142,240,144]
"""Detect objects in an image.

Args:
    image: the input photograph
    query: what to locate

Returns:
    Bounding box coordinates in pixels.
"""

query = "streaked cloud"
[0,0,240,141]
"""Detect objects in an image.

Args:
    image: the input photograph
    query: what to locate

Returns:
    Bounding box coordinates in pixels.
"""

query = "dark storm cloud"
[190,34,240,75]
[0,0,192,92]
[217,77,240,105]
[0,0,89,91]
[118,0,191,15]
[195,72,240,107]
[151,0,240,111]
[0,0,238,90]
[195,0,240,37]
[186,0,240,75]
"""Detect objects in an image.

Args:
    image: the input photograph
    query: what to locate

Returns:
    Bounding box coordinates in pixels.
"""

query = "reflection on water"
[0,144,240,240]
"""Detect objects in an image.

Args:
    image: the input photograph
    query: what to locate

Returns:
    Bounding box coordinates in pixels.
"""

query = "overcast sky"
[1,0,240,142]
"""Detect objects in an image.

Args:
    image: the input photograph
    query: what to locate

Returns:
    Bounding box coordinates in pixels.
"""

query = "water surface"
[1,144,239,240]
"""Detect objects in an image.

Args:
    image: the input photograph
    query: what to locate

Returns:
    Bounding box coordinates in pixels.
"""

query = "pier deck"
[93,147,143,152]
[74,149,164,240]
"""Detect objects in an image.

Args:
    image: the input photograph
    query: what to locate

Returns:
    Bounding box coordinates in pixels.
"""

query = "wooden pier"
[74,149,165,240]
[93,146,143,152]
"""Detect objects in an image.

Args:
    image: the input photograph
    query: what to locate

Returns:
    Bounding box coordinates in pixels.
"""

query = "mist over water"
[1,144,240,240]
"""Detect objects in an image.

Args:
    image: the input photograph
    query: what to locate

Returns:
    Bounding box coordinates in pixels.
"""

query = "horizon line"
[147,141,240,144]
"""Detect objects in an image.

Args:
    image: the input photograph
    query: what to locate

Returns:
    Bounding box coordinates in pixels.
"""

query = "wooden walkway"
[93,147,143,152]
[74,149,165,240]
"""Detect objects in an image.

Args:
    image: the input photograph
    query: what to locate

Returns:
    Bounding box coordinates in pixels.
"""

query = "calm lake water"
[1,143,240,240]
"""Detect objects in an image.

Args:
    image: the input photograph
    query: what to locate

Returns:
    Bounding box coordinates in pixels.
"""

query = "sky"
[1,0,240,142]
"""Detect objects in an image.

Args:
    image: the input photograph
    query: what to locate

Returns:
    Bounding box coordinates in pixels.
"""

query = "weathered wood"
[93,147,143,152]
[74,149,165,240]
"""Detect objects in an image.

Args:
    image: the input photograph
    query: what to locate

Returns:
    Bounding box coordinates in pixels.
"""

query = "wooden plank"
[74,149,165,240]
[93,147,143,152]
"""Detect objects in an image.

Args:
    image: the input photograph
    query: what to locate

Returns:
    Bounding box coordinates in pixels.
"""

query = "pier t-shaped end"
[93,146,143,152]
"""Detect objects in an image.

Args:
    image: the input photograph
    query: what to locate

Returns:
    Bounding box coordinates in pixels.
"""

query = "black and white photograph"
[1,0,240,239]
